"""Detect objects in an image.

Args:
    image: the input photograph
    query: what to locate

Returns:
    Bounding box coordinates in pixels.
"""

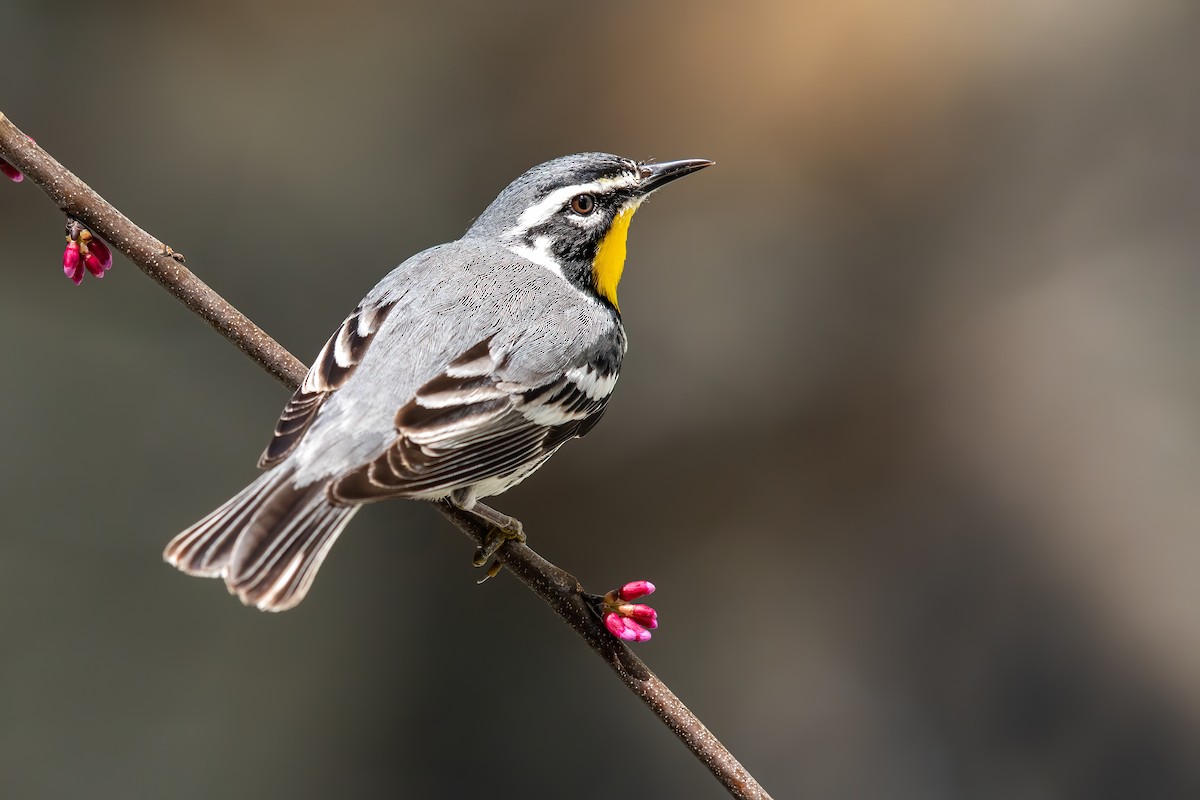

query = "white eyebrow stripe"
[505,181,601,238]
[502,172,640,239]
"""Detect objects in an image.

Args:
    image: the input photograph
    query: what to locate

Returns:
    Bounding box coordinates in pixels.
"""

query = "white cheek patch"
[508,235,564,279]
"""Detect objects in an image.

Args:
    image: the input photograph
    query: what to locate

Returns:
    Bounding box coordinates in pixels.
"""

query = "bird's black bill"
[637,158,714,194]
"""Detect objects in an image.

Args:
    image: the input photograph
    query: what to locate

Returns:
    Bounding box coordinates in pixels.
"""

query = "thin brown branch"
[0,115,305,388]
[0,111,773,800]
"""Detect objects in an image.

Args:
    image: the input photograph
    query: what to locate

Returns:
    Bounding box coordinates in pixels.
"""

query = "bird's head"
[468,153,713,312]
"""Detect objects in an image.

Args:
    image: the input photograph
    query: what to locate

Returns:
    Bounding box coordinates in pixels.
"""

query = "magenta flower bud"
[620,603,658,629]
[88,237,113,270]
[63,241,84,284]
[84,250,106,278]
[618,580,655,601]
[603,612,628,639]
[600,578,659,642]
[0,159,22,183]
[604,612,652,643]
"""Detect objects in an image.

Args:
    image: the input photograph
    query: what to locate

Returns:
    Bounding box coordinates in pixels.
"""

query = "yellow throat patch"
[592,204,640,311]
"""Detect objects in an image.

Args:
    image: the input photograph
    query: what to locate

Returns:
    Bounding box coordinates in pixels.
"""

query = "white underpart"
[508,235,564,278]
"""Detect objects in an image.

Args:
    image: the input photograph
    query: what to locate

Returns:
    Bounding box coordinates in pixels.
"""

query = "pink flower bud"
[0,159,22,183]
[619,603,658,629]
[604,612,652,643]
[84,250,106,278]
[63,241,84,284]
[88,237,113,270]
[618,580,655,601]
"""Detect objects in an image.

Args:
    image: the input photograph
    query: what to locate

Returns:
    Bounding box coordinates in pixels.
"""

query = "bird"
[164,152,712,611]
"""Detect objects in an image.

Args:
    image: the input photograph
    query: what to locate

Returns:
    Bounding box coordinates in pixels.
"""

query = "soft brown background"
[2,1,1199,798]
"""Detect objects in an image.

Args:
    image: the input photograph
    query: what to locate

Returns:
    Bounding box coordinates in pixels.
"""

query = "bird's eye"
[569,193,596,215]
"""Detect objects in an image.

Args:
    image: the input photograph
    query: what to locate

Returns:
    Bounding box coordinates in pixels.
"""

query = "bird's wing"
[259,301,395,468]
[329,335,617,502]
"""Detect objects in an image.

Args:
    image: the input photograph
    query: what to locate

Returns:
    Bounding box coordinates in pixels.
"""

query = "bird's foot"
[471,515,525,583]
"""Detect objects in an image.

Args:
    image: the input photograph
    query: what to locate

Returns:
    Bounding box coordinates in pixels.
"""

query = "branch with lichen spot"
[0,112,773,800]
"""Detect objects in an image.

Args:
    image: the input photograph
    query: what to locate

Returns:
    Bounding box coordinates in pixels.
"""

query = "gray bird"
[165,153,712,611]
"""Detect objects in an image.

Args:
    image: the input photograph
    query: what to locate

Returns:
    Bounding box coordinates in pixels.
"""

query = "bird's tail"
[164,469,359,612]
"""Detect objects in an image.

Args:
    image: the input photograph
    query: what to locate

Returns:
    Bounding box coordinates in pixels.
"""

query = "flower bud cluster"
[63,219,112,284]
[601,580,659,643]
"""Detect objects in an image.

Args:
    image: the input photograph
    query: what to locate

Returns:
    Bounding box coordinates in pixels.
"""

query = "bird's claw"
[471,519,525,582]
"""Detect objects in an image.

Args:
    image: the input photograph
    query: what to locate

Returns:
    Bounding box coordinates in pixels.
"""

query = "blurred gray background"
[3,1,1199,798]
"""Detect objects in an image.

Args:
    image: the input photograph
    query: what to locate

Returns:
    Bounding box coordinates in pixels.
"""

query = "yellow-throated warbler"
[165,153,712,610]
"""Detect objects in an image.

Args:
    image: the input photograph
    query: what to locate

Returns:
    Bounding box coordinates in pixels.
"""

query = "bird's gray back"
[288,237,624,484]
